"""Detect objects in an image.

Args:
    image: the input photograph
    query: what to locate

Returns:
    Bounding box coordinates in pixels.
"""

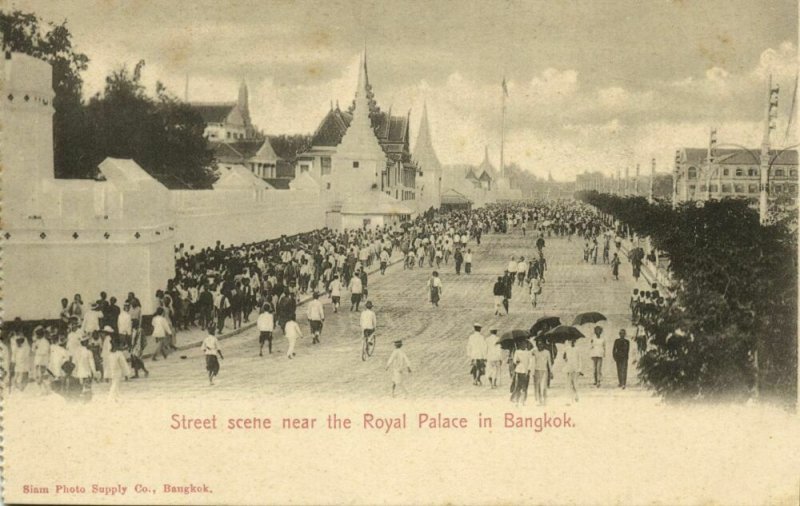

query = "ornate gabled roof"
[190,102,236,123]
[477,145,497,178]
[211,140,282,164]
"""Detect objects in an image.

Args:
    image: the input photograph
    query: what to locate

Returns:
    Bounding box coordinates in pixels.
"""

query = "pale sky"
[10,0,800,180]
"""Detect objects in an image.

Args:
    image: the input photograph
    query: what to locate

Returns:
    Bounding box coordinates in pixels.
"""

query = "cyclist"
[360,301,377,357]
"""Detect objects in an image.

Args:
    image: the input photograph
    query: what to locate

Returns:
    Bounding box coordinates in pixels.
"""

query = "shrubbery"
[577,191,797,405]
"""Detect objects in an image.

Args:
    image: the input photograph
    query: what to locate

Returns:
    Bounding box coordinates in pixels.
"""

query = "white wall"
[171,189,326,250]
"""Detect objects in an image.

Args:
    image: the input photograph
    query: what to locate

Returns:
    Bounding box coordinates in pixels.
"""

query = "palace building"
[413,102,443,211]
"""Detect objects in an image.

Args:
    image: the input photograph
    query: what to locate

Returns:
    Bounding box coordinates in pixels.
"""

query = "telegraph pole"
[672,150,680,209]
[649,158,655,204]
[616,168,621,195]
[624,166,630,195]
[705,128,717,201]
[634,163,640,195]
[759,75,780,224]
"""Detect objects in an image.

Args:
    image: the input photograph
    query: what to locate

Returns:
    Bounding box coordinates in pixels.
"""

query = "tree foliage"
[578,191,797,405]
[85,61,217,188]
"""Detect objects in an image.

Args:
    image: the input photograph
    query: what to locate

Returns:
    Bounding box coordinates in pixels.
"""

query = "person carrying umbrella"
[562,338,582,403]
[532,338,552,406]
[510,340,531,406]
[485,329,503,389]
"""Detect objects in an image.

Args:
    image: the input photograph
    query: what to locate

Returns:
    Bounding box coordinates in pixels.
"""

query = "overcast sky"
[11,0,800,180]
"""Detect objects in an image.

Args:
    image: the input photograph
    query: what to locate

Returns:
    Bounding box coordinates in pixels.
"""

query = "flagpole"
[501,77,506,180]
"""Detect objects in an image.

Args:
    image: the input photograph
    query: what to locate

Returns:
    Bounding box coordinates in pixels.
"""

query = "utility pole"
[634,163,640,195]
[649,158,655,204]
[673,150,680,209]
[759,75,780,224]
[705,128,717,201]
[616,169,621,195]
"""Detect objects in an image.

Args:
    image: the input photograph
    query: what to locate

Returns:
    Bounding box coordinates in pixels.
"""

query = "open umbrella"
[572,311,607,326]
[543,325,585,343]
[498,329,530,350]
[529,316,561,337]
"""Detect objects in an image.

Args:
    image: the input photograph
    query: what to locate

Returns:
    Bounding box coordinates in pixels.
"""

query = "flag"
[502,77,509,97]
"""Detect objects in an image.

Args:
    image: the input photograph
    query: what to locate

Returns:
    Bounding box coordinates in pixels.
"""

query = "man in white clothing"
[306,292,325,345]
[360,301,377,345]
[284,316,302,359]
[563,338,583,403]
[386,340,412,397]
[466,323,487,386]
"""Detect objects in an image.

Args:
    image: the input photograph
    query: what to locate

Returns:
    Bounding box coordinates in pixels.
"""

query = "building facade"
[190,81,257,142]
[675,147,798,202]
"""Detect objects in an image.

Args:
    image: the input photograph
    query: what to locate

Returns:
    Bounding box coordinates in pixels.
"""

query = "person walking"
[328,275,342,313]
[150,307,172,361]
[510,341,531,406]
[257,304,275,356]
[306,292,325,345]
[106,337,131,402]
[427,271,443,308]
[466,324,487,386]
[386,340,412,397]
[284,315,303,359]
[485,329,503,388]
[611,253,621,281]
[532,339,552,405]
[493,277,506,316]
[562,338,582,403]
[613,329,630,389]
[589,326,606,387]
[201,327,223,385]
[453,248,464,275]
[349,272,363,312]
[464,249,473,275]
[379,248,390,275]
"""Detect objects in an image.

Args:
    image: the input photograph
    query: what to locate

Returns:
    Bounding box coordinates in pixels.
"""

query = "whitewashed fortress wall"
[1,51,324,320]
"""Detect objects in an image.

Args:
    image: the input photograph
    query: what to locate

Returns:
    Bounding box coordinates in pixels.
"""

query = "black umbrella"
[529,316,561,337]
[572,311,607,326]
[499,329,530,350]
[543,325,585,343]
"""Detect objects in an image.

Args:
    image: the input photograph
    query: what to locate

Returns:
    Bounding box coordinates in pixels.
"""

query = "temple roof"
[309,51,411,159]
[211,140,282,165]
[190,103,236,123]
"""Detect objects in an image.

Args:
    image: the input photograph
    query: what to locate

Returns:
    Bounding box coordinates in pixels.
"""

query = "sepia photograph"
[1,1,798,504]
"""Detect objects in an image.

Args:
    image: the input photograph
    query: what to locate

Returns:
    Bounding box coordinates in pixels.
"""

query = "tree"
[85,61,216,188]
[268,134,313,163]
[1,10,92,178]
[577,191,797,405]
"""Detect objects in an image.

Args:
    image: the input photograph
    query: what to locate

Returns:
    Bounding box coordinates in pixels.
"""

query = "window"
[326,182,331,190]
[709,184,718,193]
[699,184,707,192]
[748,184,758,193]
[734,184,744,193]
[226,132,231,139]
[687,167,697,179]
[735,168,743,177]
[321,157,332,175]
[789,184,797,193]
[353,161,360,168]
[790,169,797,177]
[774,168,785,177]
[748,168,758,177]
[721,184,731,193]
[722,168,729,176]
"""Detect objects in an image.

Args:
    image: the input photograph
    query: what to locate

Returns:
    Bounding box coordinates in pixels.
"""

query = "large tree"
[85,61,217,188]
[1,10,92,178]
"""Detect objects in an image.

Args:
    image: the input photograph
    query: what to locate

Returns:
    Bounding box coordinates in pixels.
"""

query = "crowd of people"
[2,198,666,401]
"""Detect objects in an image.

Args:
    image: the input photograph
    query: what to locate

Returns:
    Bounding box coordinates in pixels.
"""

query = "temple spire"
[414,101,441,169]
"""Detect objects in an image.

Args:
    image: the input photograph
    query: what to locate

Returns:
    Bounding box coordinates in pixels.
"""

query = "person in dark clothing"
[493,277,506,316]
[454,248,464,275]
[613,329,630,389]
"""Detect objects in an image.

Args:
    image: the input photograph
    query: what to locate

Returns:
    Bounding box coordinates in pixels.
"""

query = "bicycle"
[362,329,376,361]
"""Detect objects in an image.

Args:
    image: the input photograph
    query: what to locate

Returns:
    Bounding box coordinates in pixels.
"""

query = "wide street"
[104,225,650,402]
